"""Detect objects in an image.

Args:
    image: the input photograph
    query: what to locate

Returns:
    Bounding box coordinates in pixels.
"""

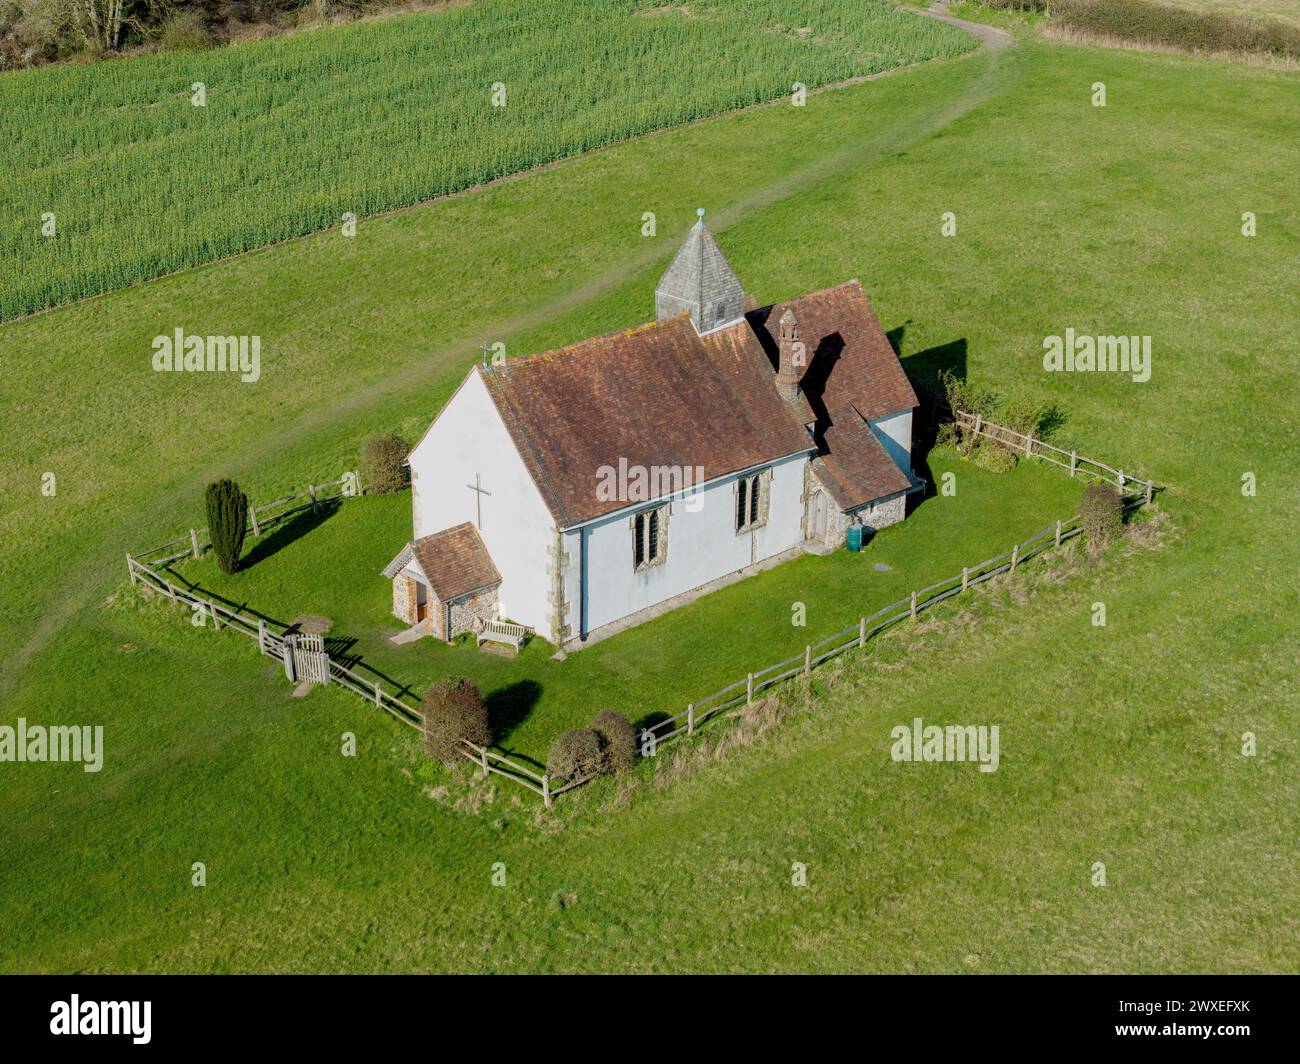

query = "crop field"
[0,0,973,321]
[0,17,1296,974]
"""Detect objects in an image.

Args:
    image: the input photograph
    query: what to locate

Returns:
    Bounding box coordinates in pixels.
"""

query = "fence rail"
[956,410,1155,501]
[125,421,1160,808]
[130,474,358,564]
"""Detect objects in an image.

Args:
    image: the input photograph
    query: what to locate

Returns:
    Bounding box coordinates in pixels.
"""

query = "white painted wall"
[576,453,807,636]
[869,409,913,474]
[407,368,558,640]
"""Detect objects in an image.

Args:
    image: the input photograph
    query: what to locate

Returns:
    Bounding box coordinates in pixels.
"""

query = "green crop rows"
[0,0,972,321]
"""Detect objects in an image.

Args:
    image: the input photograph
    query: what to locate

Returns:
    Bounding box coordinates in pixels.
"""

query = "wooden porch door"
[415,581,428,622]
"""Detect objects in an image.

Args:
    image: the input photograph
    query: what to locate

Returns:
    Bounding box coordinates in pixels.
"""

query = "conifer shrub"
[421,677,490,764]
[361,434,409,494]
[590,710,636,774]
[547,729,602,782]
[204,478,248,575]
[1079,482,1124,548]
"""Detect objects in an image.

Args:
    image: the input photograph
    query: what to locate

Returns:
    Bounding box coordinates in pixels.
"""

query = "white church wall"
[407,368,557,640]
[577,453,807,636]
[870,409,913,473]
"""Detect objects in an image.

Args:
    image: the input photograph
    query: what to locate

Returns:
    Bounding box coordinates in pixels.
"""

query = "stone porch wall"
[448,586,499,641]
[392,574,420,626]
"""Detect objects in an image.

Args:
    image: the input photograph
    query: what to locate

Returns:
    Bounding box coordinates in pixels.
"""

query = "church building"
[383,212,921,647]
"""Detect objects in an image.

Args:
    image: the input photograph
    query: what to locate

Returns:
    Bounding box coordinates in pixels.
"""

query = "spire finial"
[696,207,705,224]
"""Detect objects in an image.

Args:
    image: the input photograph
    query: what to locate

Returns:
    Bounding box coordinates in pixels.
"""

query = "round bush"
[361,433,409,495]
[420,677,490,764]
[973,443,1018,473]
[547,729,602,782]
[589,709,635,774]
[1079,482,1124,547]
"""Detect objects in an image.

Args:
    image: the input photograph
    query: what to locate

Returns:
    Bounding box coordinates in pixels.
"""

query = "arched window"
[736,471,767,533]
[633,506,668,570]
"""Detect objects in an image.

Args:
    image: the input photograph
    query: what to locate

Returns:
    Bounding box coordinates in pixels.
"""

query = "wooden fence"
[957,410,1155,501]
[129,473,360,567]
[125,554,424,731]
[125,424,1158,808]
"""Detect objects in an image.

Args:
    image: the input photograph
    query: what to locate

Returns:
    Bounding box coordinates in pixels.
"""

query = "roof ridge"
[485,312,693,371]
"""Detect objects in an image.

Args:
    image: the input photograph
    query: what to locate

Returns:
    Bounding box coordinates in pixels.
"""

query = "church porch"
[381,523,502,644]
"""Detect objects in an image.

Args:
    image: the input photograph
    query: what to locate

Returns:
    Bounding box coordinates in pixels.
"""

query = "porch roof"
[381,523,501,602]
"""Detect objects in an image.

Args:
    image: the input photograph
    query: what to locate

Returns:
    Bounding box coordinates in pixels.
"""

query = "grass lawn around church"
[164,448,1083,767]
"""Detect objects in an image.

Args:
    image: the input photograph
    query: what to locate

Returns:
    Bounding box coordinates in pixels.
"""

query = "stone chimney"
[775,307,802,401]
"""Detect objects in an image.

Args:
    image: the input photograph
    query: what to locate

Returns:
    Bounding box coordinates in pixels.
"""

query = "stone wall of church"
[854,494,907,534]
[448,587,499,641]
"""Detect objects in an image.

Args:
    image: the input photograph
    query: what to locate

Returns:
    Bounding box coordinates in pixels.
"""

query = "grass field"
[0,0,972,321]
[166,451,1082,766]
[0,23,1296,972]
[1154,0,1300,27]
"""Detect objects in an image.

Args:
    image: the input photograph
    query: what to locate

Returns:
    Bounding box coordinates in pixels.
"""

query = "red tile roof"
[481,279,917,525]
[409,523,501,602]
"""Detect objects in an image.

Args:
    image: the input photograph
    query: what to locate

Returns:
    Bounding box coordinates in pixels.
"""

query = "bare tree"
[74,0,148,50]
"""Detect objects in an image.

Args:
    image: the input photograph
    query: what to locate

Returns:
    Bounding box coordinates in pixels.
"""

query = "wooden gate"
[283,633,330,685]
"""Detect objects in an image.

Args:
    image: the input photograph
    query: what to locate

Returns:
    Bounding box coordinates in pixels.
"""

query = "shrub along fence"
[957,410,1156,500]
[125,419,1159,807]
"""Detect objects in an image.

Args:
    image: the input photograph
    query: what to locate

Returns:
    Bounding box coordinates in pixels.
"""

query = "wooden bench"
[477,619,528,651]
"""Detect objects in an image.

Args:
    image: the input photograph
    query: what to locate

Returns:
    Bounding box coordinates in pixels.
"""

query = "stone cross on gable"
[467,472,491,529]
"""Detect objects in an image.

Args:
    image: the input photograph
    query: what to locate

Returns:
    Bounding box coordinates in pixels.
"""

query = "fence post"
[804,645,812,676]
[1054,520,1062,548]
[190,528,200,558]
[1069,451,1077,477]
[687,703,695,735]
[747,673,754,705]
[258,618,267,654]
[309,485,318,511]
[373,681,382,707]
[209,600,220,630]
[961,566,969,592]
[480,746,489,773]
[910,591,918,619]
[127,554,138,586]
[859,617,867,648]
[1025,431,1034,457]
[249,504,260,537]
[1116,467,1125,490]
[1010,544,1019,574]
[542,775,551,809]
[1145,480,1154,505]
